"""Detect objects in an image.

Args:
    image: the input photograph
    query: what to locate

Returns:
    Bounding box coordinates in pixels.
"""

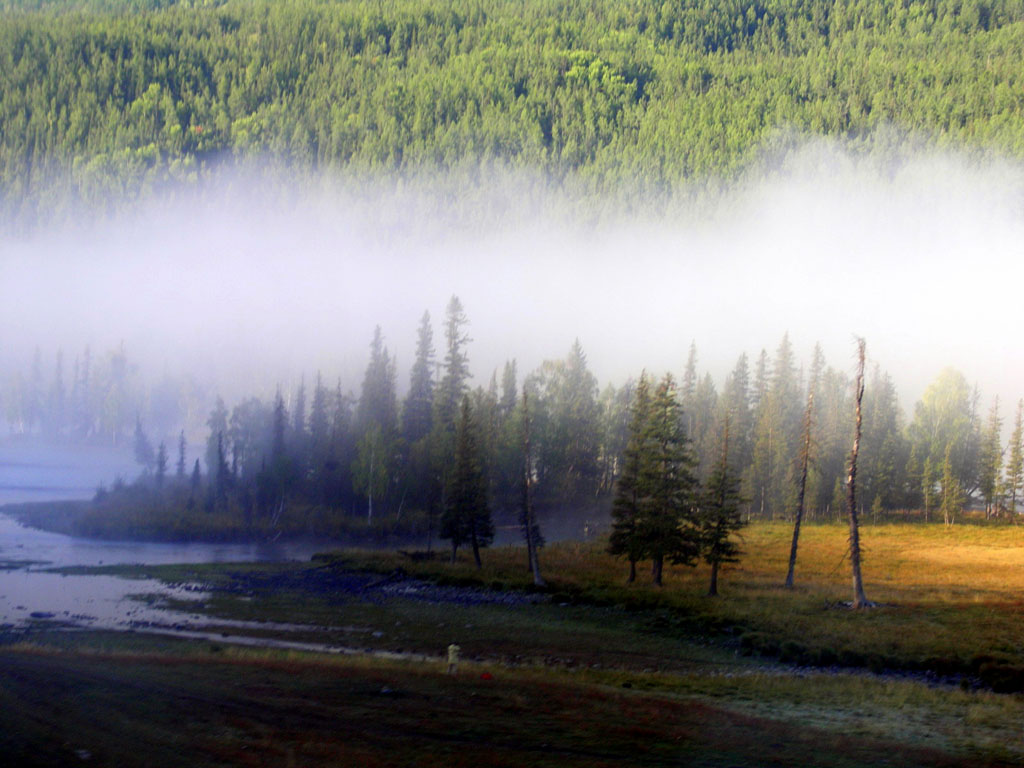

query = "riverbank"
[3,551,1022,767]
[326,523,1024,692]
[1,497,428,545]
[13,508,1024,690]
[5,510,1024,765]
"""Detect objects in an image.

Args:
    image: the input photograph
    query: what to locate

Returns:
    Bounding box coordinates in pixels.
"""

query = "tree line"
[4,0,1024,227]
[104,296,1024,562]
[1,343,207,446]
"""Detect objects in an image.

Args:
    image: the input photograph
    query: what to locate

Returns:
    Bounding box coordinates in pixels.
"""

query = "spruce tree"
[205,397,228,477]
[681,341,698,436]
[133,416,154,474]
[499,360,518,420]
[354,328,398,517]
[189,459,201,510]
[357,325,399,437]
[608,373,650,583]
[636,374,699,586]
[271,390,294,506]
[155,442,168,487]
[309,373,330,465]
[176,430,187,479]
[402,311,435,445]
[1004,400,1024,521]
[978,397,1003,518]
[441,397,493,567]
[432,296,473,543]
[699,420,746,596]
[434,296,471,433]
[291,376,308,469]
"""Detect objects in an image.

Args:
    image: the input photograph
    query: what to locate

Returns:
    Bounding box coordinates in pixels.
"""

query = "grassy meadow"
[338,521,1024,684]
[4,519,1024,766]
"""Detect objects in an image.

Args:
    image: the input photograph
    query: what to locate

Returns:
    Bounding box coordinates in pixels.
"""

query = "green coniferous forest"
[3,0,1024,226]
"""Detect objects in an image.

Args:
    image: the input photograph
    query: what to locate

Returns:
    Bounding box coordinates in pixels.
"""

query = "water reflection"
[0,512,328,630]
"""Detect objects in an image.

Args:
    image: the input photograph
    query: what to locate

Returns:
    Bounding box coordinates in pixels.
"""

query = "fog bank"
[3,142,1024,411]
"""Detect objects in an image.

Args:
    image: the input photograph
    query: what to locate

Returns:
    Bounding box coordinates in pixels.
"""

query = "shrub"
[978,664,1024,693]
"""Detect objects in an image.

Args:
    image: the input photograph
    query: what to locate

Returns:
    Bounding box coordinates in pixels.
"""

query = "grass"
[0,638,1013,767]
[325,521,1024,677]
[66,520,1024,681]
[12,519,1024,766]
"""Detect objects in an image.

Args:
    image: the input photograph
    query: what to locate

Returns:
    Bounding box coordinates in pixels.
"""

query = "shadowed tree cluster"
[87,318,1021,559]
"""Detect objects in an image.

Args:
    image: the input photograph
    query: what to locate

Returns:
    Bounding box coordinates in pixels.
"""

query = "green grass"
[70,520,1024,683]
[327,521,1024,681]
[18,519,1024,766]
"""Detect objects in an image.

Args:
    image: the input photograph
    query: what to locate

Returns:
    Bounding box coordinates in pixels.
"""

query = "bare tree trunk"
[847,338,872,609]
[627,558,636,583]
[367,443,374,524]
[521,391,545,587]
[708,560,719,596]
[652,556,663,586]
[426,501,435,554]
[785,389,814,589]
[471,533,482,569]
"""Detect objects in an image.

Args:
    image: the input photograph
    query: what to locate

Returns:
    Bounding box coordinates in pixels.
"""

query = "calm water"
[0,439,135,506]
[0,441,337,634]
[0,512,329,630]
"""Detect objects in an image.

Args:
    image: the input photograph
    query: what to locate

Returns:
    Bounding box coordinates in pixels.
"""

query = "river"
[0,511,330,631]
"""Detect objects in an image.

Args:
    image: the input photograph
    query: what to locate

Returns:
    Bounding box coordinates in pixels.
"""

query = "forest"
[2,0,1022,548]
[3,0,1024,228]
[10,296,1018,551]
[6,3,1024,765]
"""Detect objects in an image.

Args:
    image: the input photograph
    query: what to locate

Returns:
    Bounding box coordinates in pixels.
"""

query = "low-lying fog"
[3,140,1024,412]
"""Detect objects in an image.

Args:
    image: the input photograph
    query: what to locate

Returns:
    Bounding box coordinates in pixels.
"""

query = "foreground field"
[338,521,1024,685]
[4,520,1023,766]
[1,635,1007,768]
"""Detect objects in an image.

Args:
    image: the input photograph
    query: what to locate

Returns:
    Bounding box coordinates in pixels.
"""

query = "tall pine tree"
[441,397,493,567]
[699,419,746,596]
[636,374,700,586]
[403,311,435,445]
[1004,400,1024,521]
[608,373,651,583]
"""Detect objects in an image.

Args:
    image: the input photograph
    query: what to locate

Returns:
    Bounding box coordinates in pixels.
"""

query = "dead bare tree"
[520,390,544,587]
[846,337,872,609]
[784,388,814,589]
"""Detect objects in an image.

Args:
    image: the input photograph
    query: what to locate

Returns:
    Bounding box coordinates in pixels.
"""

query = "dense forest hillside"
[3,0,1024,225]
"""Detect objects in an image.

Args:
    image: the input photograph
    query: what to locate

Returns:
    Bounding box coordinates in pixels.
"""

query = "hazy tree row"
[2,344,208,446]
[110,298,1024,553]
[4,0,1024,226]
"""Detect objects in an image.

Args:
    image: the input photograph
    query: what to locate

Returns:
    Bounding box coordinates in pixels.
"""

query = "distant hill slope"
[3,0,1024,225]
